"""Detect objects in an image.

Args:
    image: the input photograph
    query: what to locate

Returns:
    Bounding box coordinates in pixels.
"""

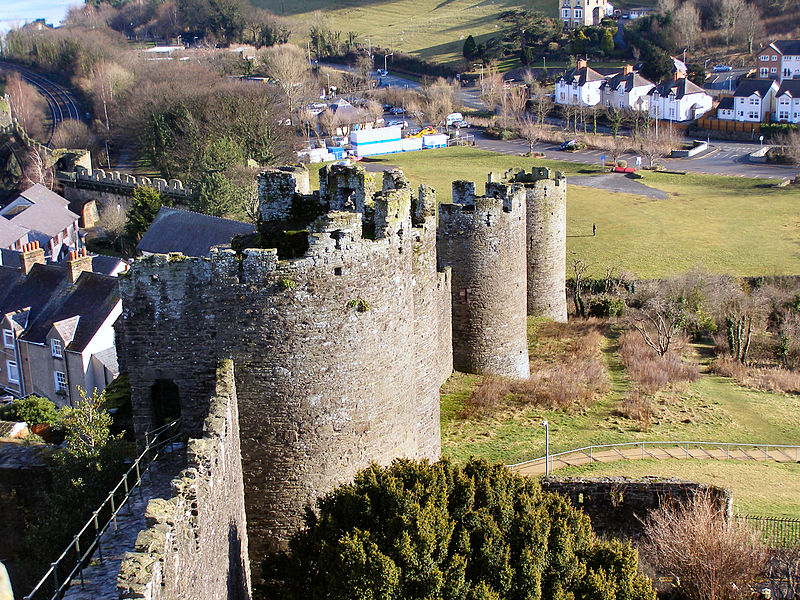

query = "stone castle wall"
[541,477,733,540]
[118,164,451,574]
[117,361,251,600]
[437,178,530,378]
[502,167,568,322]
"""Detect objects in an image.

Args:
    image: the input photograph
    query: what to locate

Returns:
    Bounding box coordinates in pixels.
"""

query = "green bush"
[260,458,655,600]
[761,123,798,138]
[0,395,58,426]
[590,296,626,318]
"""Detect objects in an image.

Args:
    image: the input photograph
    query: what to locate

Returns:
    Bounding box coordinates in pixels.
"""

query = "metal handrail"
[24,418,183,600]
[508,440,800,471]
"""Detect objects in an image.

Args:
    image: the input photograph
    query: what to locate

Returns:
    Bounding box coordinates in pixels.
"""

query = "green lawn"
[556,459,800,518]
[249,0,554,65]
[308,147,800,278]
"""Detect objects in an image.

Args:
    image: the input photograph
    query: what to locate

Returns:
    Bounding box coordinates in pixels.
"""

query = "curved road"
[0,61,83,145]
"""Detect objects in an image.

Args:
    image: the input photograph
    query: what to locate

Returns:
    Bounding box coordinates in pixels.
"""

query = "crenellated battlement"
[71,165,194,197]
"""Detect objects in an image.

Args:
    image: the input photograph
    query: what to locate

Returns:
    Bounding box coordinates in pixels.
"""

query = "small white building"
[555,60,606,107]
[600,65,654,111]
[774,80,800,123]
[648,75,713,122]
[729,79,778,123]
[561,0,614,28]
[716,96,735,120]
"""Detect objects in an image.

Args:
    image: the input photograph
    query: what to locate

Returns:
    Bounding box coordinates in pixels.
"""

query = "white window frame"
[575,9,582,17]
[772,67,778,74]
[6,360,19,384]
[2,329,13,349]
[54,371,67,393]
[760,67,769,77]
[562,8,571,17]
[773,55,778,61]
[51,338,63,358]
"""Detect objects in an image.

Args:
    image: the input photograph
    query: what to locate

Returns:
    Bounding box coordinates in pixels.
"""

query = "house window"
[760,67,769,77]
[748,111,759,119]
[738,111,744,116]
[780,111,789,119]
[562,8,570,17]
[669,107,675,117]
[760,55,769,61]
[51,339,63,358]
[2,329,13,349]
[6,361,19,384]
[785,68,792,77]
[773,55,778,61]
[575,8,582,17]
[772,67,778,74]
[54,371,68,393]
[750,98,759,105]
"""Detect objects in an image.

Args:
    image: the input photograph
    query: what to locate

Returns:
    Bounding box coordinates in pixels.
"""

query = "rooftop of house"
[0,261,120,353]
[777,80,800,97]
[559,64,606,86]
[136,206,255,258]
[733,79,777,98]
[717,96,735,110]
[0,217,28,249]
[0,184,78,239]
[770,40,800,56]
[601,70,654,92]
[649,76,706,99]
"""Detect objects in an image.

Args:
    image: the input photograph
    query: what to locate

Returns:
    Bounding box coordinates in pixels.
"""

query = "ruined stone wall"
[502,167,568,322]
[541,477,733,540]
[117,361,250,600]
[437,178,530,378]
[116,255,217,441]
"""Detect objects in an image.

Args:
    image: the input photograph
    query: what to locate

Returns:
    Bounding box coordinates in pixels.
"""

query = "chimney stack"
[67,247,92,283]
[577,59,588,70]
[19,241,45,275]
[623,64,634,75]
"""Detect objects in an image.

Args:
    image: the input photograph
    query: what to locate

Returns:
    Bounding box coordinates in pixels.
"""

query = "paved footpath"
[512,443,800,477]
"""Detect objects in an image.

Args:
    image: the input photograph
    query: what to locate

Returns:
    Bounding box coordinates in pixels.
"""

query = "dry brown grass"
[460,319,610,418]
[711,357,800,395]
[618,390,653,430]
[618,330,700,395]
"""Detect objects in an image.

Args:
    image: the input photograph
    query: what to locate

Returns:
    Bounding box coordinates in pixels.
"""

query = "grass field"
[249,0,551,65]
[556,459,800,518]
[307,147,800,278]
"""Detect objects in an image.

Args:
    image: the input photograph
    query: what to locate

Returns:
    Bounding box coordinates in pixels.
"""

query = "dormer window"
[51,338,63,358]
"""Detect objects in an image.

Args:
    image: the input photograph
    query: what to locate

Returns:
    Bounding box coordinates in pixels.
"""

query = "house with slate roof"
[600,65,654,111]
[0,184,80,260]
[648,74,713,122]
[757,40,800,81]
[555,60,606,106]
[136,206,255,257]
[774,80,800,123]
[716,96,735,120]
[720,79,779,123]
[0,243,121,407]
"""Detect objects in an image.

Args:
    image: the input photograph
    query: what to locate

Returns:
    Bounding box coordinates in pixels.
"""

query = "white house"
[555,60,606,106]
[774,80,800,123]
[729,79,778,123]
[561,0,614,28]
[716,96,735,120]
[648,75,713,122]
[600,65,654,111]
[757,40,800,81]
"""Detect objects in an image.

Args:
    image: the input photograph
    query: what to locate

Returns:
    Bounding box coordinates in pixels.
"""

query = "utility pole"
[541,420,550,476]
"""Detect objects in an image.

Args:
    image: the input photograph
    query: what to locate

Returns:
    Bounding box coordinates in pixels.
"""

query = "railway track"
[0,61,83,146]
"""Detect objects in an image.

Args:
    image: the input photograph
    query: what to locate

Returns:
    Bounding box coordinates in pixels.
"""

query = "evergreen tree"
[125,186,169,242]
[463,35,477,60]
[600,29,615,55]
[260,459,656,600]
[572,29,588,55]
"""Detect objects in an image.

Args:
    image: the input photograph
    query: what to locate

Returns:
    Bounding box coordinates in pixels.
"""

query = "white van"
[446,112,464,126]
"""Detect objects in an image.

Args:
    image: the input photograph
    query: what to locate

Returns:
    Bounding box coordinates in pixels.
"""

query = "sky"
[0,0,79,35]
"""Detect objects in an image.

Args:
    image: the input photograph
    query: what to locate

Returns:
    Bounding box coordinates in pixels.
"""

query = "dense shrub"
[710,356,800,394]
[0,395,58,426]
[618,330,699,395]
[261,458,656,600]
[589,296,625,318]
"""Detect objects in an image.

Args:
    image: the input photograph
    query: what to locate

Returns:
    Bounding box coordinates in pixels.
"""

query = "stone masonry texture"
[438,176,530,378]
[117,361,251,600]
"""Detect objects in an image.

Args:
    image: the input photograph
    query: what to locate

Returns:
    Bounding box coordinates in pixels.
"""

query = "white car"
[386,120,409,127]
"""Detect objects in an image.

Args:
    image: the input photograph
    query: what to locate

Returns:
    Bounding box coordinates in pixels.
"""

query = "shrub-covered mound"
[260,458,655,600]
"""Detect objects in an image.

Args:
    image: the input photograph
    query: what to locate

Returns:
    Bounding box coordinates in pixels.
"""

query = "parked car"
[452,119,471,128]
[712,65,732,72]
[559,139,585,151]
[419,126,439,135]
[389,107,406,114]
[376,69,388,77]
[387,120,409,127]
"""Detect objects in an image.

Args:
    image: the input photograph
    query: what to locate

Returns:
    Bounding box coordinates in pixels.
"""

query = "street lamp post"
[365,38,371,56]
[385,52,393,72]
[541,420,550,476]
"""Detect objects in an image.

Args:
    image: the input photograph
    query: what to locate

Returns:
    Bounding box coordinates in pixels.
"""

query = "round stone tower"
[503,167,568,322]
[437,177,530,379]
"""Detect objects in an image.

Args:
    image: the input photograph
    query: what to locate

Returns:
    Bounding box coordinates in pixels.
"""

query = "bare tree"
[98,200,129,253]
[779,129,800,164]
[572,259,587,318]
[363,99,384,125]
[318,108,341,137]
[637,127,676,167]
[51,120,93,150]
[714,0,747,46]
[528,81,553,126]
[423,78,458,129]
[480,64,504,112]
[642,490,767,600]
[6,72,47,139]
[260,43,311,112]
[739,2,765,54]
[22,148,54,189]
[673,1,702,51]
[628,295,687,356]
[516,116,542,154]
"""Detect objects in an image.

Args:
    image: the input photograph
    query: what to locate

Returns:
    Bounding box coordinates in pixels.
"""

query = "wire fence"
[739,515,800,549]
[24,418,183,600]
